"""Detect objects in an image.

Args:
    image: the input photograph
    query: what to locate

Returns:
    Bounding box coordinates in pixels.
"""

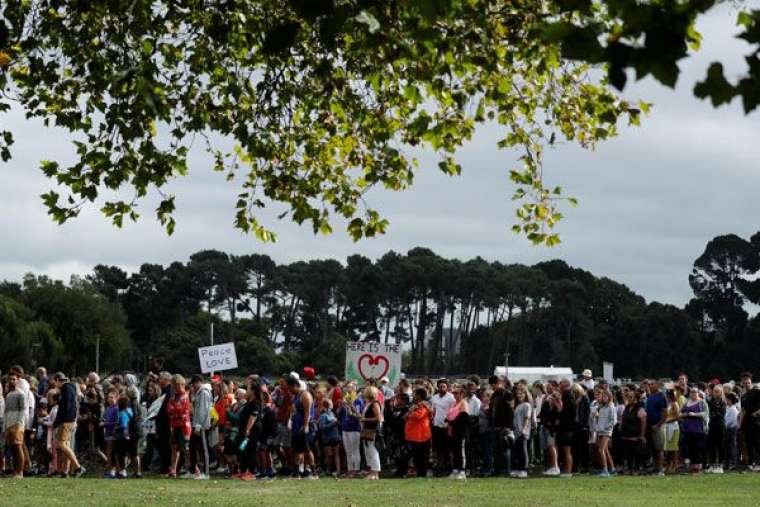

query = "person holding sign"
[287,376,317,479]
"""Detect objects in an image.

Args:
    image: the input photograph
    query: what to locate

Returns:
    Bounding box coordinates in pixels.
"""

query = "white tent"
[493,366,574,384]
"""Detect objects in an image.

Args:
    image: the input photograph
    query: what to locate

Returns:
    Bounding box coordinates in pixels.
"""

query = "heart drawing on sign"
[357,353,390,381]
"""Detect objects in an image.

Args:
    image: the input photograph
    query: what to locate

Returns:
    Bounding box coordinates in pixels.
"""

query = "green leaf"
[694,63,736,107]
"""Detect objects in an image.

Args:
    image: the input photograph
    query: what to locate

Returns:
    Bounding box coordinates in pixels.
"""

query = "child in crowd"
[102,389,119,478]
[112,396,134,479]
[318,399,341,477]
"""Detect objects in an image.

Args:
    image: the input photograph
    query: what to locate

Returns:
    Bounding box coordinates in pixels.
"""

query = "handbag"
[361,428,377,441]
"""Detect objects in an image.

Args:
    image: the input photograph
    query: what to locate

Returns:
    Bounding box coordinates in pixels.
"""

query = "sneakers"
[193,473,209,480]
[542,467,561,476]
[73,467,86,478]
[598,471,611,478]
[513,471,528,479]
[117,470,128,479]
[240,472,255,481]
[181,470,195,479]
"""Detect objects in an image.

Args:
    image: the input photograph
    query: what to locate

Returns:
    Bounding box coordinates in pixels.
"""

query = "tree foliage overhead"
[0,0,643,246]
[536,0,760,113]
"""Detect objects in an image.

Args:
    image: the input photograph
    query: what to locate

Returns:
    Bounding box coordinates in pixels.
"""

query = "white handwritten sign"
[198,342,238,374]
[345,341,402,386]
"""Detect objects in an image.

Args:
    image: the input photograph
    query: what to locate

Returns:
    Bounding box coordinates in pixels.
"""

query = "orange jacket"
[405,403,432,443]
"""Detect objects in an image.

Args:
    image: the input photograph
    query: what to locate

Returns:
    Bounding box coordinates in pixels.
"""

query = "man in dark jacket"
[155,371,173,474]
[488,375,514,476]
[50,372,86,477]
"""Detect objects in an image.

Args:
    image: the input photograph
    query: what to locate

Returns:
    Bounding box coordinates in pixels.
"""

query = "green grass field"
[1,474,759,506]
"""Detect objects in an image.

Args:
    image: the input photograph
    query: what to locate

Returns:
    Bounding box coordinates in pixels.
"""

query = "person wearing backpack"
[113,395,134,479]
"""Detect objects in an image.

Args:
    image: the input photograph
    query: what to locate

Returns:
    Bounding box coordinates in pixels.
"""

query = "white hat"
[582,369,592,378]
[289,371,300,380]
[380,376,390,383]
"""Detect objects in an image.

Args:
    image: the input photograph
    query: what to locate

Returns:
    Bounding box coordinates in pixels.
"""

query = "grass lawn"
[1,474,759,506]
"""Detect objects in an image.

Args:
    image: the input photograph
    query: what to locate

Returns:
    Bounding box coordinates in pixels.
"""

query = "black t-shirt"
[742,390,760,427]
[238,401,259,439]
[557,391,576,433]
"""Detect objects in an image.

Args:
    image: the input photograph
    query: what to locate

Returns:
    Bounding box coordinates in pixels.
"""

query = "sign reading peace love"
[345,341,402,386]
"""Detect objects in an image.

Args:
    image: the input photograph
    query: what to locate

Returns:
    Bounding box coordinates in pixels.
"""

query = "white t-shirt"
[725,405,739,430]
[431,392,455,428]
[466,395,481,417]
[17,378,36,430]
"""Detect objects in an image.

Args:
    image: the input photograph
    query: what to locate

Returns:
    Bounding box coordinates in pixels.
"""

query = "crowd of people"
[2,363,760,481]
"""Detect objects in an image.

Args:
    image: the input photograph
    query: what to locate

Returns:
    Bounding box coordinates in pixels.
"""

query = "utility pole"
[95,336,100,374]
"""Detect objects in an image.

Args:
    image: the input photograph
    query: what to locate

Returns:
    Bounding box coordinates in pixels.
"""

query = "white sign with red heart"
[345,341,402,386]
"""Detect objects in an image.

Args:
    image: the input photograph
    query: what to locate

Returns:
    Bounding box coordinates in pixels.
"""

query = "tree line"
[1,234,759,379]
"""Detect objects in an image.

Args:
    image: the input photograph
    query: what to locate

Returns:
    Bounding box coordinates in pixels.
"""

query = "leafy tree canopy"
[0,0,645,246]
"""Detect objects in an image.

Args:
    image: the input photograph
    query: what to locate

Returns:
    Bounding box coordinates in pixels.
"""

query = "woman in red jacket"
[166,374,192,478]
[405,387,433,478]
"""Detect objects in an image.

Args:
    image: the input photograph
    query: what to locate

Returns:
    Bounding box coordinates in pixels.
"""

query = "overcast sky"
[2,6,759,307]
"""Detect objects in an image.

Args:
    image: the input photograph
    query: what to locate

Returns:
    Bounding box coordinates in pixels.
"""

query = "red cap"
[211,374,222,383]
[709,378,721,385]
[303,366,316,380]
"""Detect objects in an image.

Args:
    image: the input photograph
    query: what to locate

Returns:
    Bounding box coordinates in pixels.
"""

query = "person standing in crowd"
[540,381,561,476]
[190,375,212,480]
[707,384,727,474]
[112,396,133,478]
[272,375,294,476]
[445,385,469,480]
[556,379,576,477]
[36,367,49,397]
[167,374,192,478]
[465,381,482,476]
[478,390,494,476]
[10,366,34,474]
[103,389,119,477]
[430,379,455,476]
[663,389,681,474]
[645,379,667,475]
[620,387,647,474]
[404,387,432,478]
[361,386,383,481]
[740,373,760,470]
[680,386,709,474]
[380,377,394,401]
[318,399,341,477]
[592,389,617,477]
[155,371,173,475]
[725,391,740,470]
[126,383,144,478]
[50,372,85,478]
[512,385,533,479]
[488,375,514,477]
[288,375,317,479]
[4,370,28,479]
[572,384,592,474]
[580,369,595,391]
[339,383,364,477]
